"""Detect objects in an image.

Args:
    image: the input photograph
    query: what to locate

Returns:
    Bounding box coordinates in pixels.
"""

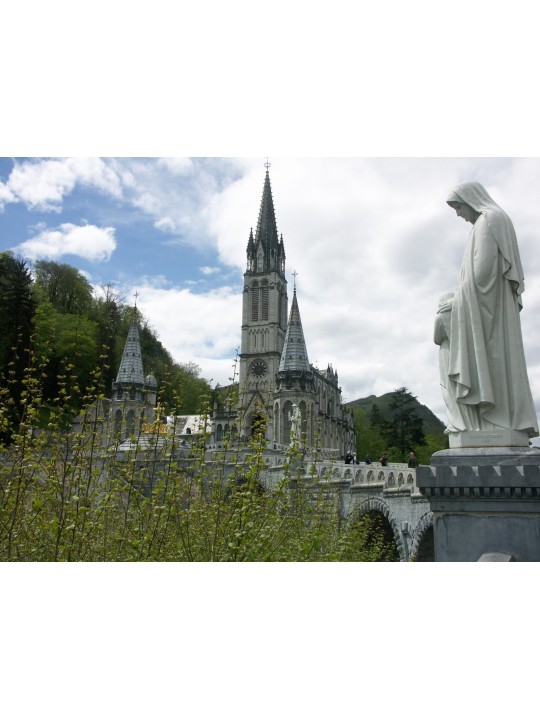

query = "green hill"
[346,392,445,436]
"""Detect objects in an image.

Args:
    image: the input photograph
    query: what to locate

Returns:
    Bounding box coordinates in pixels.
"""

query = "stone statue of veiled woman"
[289,403,302,446]
[438,181,538,446]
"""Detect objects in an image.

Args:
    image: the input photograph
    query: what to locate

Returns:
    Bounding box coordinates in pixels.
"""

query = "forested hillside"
[347,387,448,465]
[0,252,211,437]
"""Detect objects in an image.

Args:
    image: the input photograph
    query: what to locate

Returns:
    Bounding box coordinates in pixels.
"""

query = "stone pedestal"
[447,429,531,449]
[416,447,540,561]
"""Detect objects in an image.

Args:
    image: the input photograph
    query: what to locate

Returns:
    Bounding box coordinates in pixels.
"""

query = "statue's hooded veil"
[447,181,525,306]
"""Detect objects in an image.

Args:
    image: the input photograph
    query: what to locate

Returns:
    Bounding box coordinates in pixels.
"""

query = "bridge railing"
[314,462,418,493]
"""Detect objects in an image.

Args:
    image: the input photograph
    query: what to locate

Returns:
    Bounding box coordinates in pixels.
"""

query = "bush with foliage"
[0,357,392,562]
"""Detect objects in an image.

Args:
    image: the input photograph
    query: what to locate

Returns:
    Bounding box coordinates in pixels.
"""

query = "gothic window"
[261,281,269,321]
[216,424,223,441]
[299,401,307,444]
[251,281,259,321]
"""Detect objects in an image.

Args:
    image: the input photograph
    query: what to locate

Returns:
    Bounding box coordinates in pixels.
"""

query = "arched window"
[299,401,307,445]
[251,281,259,321]
[261,280,269,321]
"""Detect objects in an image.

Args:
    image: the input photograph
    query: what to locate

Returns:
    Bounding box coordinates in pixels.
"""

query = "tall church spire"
[255,169,279,249]
[247,166,286,276]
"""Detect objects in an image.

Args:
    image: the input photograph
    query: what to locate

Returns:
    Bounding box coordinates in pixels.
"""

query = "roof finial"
[264,157,271,172]
[134,290,139,308]
[292,270,298,291]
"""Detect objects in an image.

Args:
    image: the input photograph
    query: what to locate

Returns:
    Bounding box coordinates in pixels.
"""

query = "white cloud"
[156,157,194,175]
[3,157,122,211]
[13,223,117,262]
[133,284,241,384]
[199,266,220,275]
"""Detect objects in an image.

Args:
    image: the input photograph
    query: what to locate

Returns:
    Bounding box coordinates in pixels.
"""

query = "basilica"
[210,167,355,457]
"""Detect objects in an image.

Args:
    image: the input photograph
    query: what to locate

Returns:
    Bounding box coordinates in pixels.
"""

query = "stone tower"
[238,167,288,438]
[273,285,315,446]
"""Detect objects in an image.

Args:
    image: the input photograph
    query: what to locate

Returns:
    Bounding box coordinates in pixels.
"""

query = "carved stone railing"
[311,462,418,493]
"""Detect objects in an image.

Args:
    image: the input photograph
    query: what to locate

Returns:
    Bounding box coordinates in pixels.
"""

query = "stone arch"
[409,511,435,562]
[397,472,404,486]
[356,497,407,561]
[387,472,395,487]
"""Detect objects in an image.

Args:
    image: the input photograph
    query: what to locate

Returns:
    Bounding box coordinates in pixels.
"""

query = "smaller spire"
[115,310,145,388]
[278,289,311,374]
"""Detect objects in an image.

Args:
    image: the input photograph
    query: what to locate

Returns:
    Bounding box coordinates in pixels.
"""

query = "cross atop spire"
[292,270,298,291]
[134,290,139,307]
[264,157,271,171]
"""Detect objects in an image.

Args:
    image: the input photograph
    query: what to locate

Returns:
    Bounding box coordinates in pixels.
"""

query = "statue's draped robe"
[446,182,538,436]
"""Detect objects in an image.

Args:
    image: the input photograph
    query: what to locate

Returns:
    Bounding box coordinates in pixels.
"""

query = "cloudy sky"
[2,156,540,426]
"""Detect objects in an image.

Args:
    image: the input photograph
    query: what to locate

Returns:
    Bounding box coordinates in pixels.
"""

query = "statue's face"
[451,201,480,224]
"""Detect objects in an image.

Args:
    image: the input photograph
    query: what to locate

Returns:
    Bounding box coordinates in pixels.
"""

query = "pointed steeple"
[278,288,311,374]
[255,169,280,250]
[246,165,286,276]
[115,310,145,388]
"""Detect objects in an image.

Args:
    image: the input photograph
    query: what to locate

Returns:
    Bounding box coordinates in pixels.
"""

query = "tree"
[89,285,125,391]
[0,253,36,365]
[370,403,385,430]
[0,253,37,440]
[353,407,385,462]
[381,387,426,460]
[34,260,93,315]
[33,303,100,406]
